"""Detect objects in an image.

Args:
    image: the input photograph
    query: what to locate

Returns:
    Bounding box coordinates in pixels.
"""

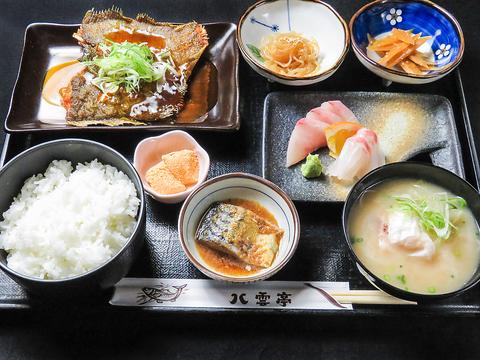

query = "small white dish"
[237,0,349,86]
[178,172,300,282]
[133,131,210,204]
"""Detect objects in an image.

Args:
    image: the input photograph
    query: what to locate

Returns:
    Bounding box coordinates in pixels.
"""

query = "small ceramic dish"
[343,162,480,302]
[178,173,300,282]
[133,131,210,204]
[350,0,464,84]
[237,0,349,86]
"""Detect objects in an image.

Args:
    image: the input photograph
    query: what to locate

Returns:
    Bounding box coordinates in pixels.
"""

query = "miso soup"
[349,179,480,295]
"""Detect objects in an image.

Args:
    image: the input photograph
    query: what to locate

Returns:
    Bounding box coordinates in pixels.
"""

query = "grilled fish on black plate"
[61,8,209,126]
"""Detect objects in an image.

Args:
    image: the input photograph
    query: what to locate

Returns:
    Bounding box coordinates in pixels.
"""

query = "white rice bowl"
[0,159,140,280]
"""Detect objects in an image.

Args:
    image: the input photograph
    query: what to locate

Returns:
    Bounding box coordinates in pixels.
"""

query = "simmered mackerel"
[196,202,284,268]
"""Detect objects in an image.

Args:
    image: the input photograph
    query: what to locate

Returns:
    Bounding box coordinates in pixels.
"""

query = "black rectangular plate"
[263,91,464,202]
[5,22,240,133]
[0,67,479,316]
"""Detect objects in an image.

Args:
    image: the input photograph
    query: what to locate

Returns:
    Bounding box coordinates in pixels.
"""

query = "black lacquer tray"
[1,56,479,315]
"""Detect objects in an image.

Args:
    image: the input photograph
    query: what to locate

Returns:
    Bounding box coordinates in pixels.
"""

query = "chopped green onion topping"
[447,196,467,209]
[396,274,407,285]
[427,286,436,294]
[350,236,364,245]
[83,41,177,94]
[392,194,467,241]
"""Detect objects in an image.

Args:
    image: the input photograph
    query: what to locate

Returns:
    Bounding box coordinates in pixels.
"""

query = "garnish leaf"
[247,44,264,62]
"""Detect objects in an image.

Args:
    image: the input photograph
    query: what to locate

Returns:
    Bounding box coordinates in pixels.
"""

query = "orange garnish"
[325,121,362,158]
[368,28,437,75]
[399,60,422,75]
[392,28,416,45]
[409,53,430,68]
[377,42,410,67]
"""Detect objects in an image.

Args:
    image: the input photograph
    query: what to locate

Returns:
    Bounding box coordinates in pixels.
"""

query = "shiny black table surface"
[0,0,479,358]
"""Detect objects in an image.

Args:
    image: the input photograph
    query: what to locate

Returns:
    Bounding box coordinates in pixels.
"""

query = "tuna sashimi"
[327,127,385,182]
[320,101,358,123]
[286,117,329,167]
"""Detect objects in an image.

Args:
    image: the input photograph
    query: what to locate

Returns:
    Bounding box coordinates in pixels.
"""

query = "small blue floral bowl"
[350,0,464,84]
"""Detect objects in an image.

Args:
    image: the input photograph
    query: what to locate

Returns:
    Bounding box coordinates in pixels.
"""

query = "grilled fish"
[196,203,284,268]
[63,8,209,126]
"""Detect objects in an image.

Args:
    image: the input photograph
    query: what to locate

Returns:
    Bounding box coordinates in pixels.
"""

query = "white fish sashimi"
[320,100,358,123]
[306,107,342,124]
[286,118,328,167]
[285,100,361,168]
[326,136,371,182]
[327,128,385,182]
[356,128,385,170]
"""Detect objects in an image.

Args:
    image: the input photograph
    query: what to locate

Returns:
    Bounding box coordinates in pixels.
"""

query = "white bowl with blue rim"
[178,173,300,282]
[237,0,349,86]
[350,0,464,84]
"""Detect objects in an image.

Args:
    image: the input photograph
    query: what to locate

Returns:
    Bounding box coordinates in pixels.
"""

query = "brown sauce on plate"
[196,199,281,276]
[104,30,166,49]
[42,58,218,124]
[176,60,218,123]
[196,244,261,276]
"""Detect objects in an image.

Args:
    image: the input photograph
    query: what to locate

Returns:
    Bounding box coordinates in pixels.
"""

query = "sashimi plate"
[263,91,464,202]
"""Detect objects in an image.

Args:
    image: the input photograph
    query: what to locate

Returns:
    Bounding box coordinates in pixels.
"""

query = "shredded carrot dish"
[367,28,438,75]
[261,32,320,77]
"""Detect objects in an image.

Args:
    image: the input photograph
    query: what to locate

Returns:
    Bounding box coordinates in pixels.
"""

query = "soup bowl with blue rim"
[237,0,349,86]
[350,0,464,84]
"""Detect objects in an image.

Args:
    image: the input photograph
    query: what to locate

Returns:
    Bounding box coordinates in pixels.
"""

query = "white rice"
[0,159,140,280]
